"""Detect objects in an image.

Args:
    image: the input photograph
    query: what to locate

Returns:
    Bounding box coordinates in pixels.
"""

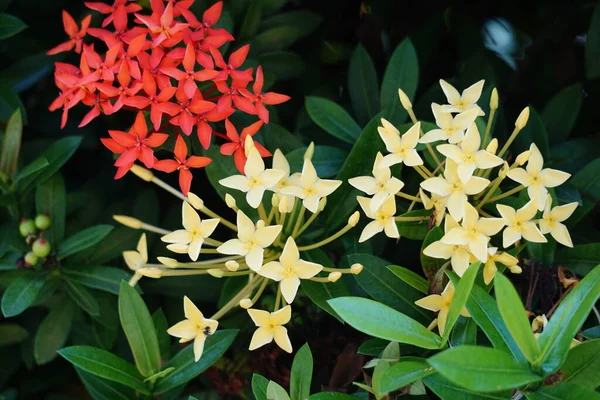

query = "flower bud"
[113,215,142,229]
[490,88,499,110]
[486,138,498,154]
[225,193,237,209]
[304,142,315,161]
[509,265,523,274]
[19,219,37,237]
[208,269,225,278]
[348,211,360,227]
[187,192,204,210]
[515,150,531,166]
[138,267,162,278]
[239,298,253,309]
[157,257,179,268]
[318,197,327,212]
[32,239,51,258]
[24,252,39,267]
[328,271,342,282]
[131,164,154,181]
[498,162,509,178]
[515,107,530,130]
[350,263,364,274]
[35,214,52,231]
[271,194,280,208]
[225,260,239,271]
[279,196,290,214]
[398,88,413,110]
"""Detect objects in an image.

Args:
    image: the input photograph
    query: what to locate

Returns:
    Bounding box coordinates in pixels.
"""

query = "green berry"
[35,214,52,231]
[24,252,39,267]
[32,239,51,258]
[19,219,37,237]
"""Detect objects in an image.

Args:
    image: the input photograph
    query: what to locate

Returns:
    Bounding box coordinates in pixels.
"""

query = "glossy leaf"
[524,383,600,400]
[441,263,480,345]
[290,343,312,400]
[569,158,600,225]
[586,2,600,80]
[1,273,45,317]
[13,157,49,190]
[58,225,114,260]
[420,226,445,280]
[541,83,582,144]
[258,52,305,82]
[380,357,433,393]
[0,13,27,39]
[32,136,83,186]
[239,2,262,40]
[76,367,137,400]
[554,243,600,276]
[516,107,549,160]
[286,145,348,177]
[260,10,322,42]
[252,374,269,400]
[34,297,74,365]
[395,209,431,240]
[0,109,21,177]
[267,380,290,400]
[65,280,101,317]
[348,44,379,125]
[62,266,132,295]
[308,394,356,400]
[0,323,28,346]
[35,172,66,247]
[562,339,600,388]
[305,96,362,144]
[387,265,428,294]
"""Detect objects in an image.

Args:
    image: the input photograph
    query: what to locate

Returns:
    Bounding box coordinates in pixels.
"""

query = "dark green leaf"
[305,96,362,144]
[267,380,290,400]
[66,281,100,317]
[308,394,356,400]
[562,339,600,388]
[541,83,582,144]
[290,343,312,400]
[0,53,55,93]
[33,136,82,185]
[582,326,600,340]
[395,209,431,240]
[450,316,478,347]
[387,265,428,294]
[13,157,48,189]
[420,226,445,280]
[424,374,512,399]
[586,2,600,80]
[58,225,114,260]
[524,383,600,400]
[0,13,26,39]
[380,357,433,393]
[554,243,600,276]
[1,274,45,317]
[34,297,74,364]
[286,145,347,177]
[0,109,21,177]
[260,10,322,41]
[35,172,66,246]
[441,263,480,345]
[358,338,389,356]
[152,309,170,361]
[380,39,418,126]
[0,323,28,346]
[569,158,600,224]
[239,2,262,40]
[76,367,137,400]
[258,52,305,82]
[348,44,379,125]
[252,374,269,400]
[62,266,132,295]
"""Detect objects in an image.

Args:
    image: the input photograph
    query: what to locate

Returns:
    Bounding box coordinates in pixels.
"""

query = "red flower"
[239,66,291,123]
[124,69,177,130]
[47,11,92,55]
[160,81,216,136]
[154,134,211,195]
[94,61,144,114]
[135,1,188,48]
[220,119,269,173]
[78,43,122,85]
[85,0,142,29]
[214,79,256,115]
[160,42,218,99]
[210,45,253,83]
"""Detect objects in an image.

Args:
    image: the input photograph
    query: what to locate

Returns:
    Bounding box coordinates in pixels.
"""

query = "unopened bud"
[328,271,342,282]
[490,88,499,110]
[279,196,290,214]
[398,88,413,110]
[515,150,531,166]
[138,267,162,278]
[187,192,204,210]
[350,263,363,275]
[225,260,239,271]
[157,257,179,268]
[225,193,237,209]
[271,194,280,208]
[131,164,154,181]
[304,142,315,161]
[515,107,530,130]
[498,162,509,178]
[509,265,523,274]
[348,211,360,227]
[486,138,498,154]
[113,215,142,229]
[318,197,327,212]
[208,269,225,278]
[19,219,37,237]
[239,298,253,309]
[35,214,52,231]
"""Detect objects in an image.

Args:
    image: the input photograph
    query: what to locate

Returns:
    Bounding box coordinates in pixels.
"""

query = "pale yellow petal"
[521,222,547,243]
[463,176,490,195]
[517,199,539,222]
[380,118,399,134]
[474,150,503,169]
[245,148,265,178]
[476,218,505,236]
[166,243,189,254]
[280,236,300,267]
[457,161,477,184]
[496,204,516,224]
[273,326,293,353]
[503,226,522,248]
[526,144,543,175]
[469,233,489,262]
[249,327,273,350]
[217,238,248,256]
[219,175,250,193]
[461,123,481,153]
[246,246,265,271]
[370,192,390,213]
[439,80,461,106]
[123,251,143,271]
[528,184,548,211]
[437,144,464,164]
[446,192,468,221]
[437,308,448,336]
[359,220,383,242]
[402,149,424,167]
[415,294,445,312]
[167,319,197,340]
[270,305,292,325]
[402,122,421,149]
[539,168,571,188]
[384,217,400,239]
[280,276,300,303]
[419,128,448,143]
[441,227,470,245]
[315,179,342,197]
[551,202,578,222]
[247,308,271,327]
[182,201,200,232]
[462,202,479,227]
[293,260,323,279]
[300,159,319,187]
[451,249,471,276]
[380,195,397,217]
[380,153,405,168]
[303,195,320,214]
[461,80,484,105]
[506,168,531,187]
[184,296,204,323]
[188,237,204,261]
[258,261,285,281]
[357,196,376,219]
[421,177,452,197]
[193,335,206,362]
[272,149,290,175]
[246,186,266,208]
[378,126,402,153]
[198,218,220,238]
[424,240,454,259]
[136,234,148,262]
[349,176,377,195]
[551,222,573,247]
[483,260,497,285]
[260,169,286,188]
[255,225,282,248]
[162,229,192,244]
[236,211,255,242]
[452,108,480,130]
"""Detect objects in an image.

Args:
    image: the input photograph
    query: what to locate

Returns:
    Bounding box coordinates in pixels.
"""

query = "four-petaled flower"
[538,195,578,248]
[122,233,147,272]
[420,104,479,144]
[415,282,470,336]
[496,199,546,248]
[247,305,292,353]
[239,66,290,123]
[377,120,423,167]
[439,79,485,115]
[47,11,92,55]
[282,159,342,213]
[357,196,399,242]
[483,247,521,285]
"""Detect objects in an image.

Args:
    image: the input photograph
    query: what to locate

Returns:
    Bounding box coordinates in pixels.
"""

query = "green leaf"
[58,225,114,260]
[358,338,389,356]
[258,52,305,82]
[450,316,478,347]
[395,209,431,240]
[569,158,600,225]
[1,274,45,317]
[424,374,512,399]
[0,13,26,39]
[348,44,379,125]
[541,83,582,144]
[0,82,25,121]
[76,367,137,400]
[32,136,83,186]
[35,172,66,247]
[62,266,132,295]
[554,243,600,276]
[152,309,171,361]
[372,360,390,399]
[252,374,269,400]
[154,330,238,394]
[34,297,74,365]
[525,383,600,400]
[258,0,286,15]
[428,346,541,392]
[286,145,348,177]
[562,339,600,388]
[349,253,430,323]
[13,157,48,189]
[58,346,149,394]
[267,380,290,400]
[65,280,100,317]
[0,109,21,177]
[290,343,312,400]
[0,52,55,93]
[308,394,356,400]
[239,2,262,40]
[380,357,433,393]
[260,10,322,42]
[305,96,362,144]
[380,38,418,126]
[118,282,161,378]
[328,297,441,349]
[0,323,28,346]
[494,273,541,364]
[387,265,428,294]
[586,1,600,80]
[420,226,445,280]
[441,263,480,345]
[536,263,600,374]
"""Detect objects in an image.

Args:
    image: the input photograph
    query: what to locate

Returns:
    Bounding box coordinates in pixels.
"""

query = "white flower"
[423,215,474,276]
[281,159,341,213]
[496,199,546,248]
[123,234,147,272]
[538,195,578,247]
[377,120,423,167]
[419,104,479,144]
[439,79,485,115]
[420,189,447,226]
[357,196,399,242]
[247,306,292,353]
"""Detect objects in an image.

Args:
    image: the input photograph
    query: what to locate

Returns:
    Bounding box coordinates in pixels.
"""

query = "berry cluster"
[18,215,53,268]
[48,0,290,194]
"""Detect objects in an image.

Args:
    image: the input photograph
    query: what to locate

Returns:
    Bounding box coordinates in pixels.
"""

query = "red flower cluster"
[48,0,290,194]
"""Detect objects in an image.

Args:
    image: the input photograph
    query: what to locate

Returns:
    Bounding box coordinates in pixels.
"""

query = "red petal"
[156,102,181,116]
[186,156,212,168]
[178,169,193,196]
[94,82,120,97]
[139,146,155,168]
[179,111,195,136]
[229,44,250,69]
[160,1,174,26]
[234,148,246,174]
[115,147,140,167]
[109,130,137,147]
[216,94,232,113]
[47,40,75,55]
[209,47,227,69]
[78,105,101,127]
[62,10,78,37]
[193,69,219,81]
[144,132,169,148]
[196,50,214,70]
[188,99,216,114]
[197,120,212,149]
[241,120,264,138]
[224,118,239,141]
[256,102,269,124]
[84,2,112,13]
[156,86,177,102]
[262,92,291,105]
[127,33,147,57]
[124,96,151,109]
[174,134,188,161]
[114,165,132,179]
[113,5,128,32]
[254,142,272,157]
[253,65,264,94]
[100,138,127,154]
[160,67,186,80]
[183,42,196,72]
[220,142,238,156]
[132,111,148,138]
[233,95,256,115]
[153,159,179,173]
[183,77,198,99]
[203,1,222,26]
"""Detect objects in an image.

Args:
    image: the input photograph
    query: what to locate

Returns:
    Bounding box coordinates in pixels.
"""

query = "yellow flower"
[423,215,474,276]
[258,237,323,303]
[420,159,489,221]
[420,189,447,226]
[357,195,399,242]
[247,305,292,353]
[349,152,405,212]
[483,247,521,285]
[531,313,579,348]
[437,123,503,183]
[217,210,282,271]
[122,234,147,272]
[441,202,504,262]
[415,282,470,336]
[419,104,479,144]
[377,120,423,167]
[439,79,485,116]
[219,147,285,208]
[167,296,218,362]
[161,202,220,261]
[538,195,578,247]
[496,199,546,248]
[271,149,298,213]
[506,143,571,210]
[281,159,342,213]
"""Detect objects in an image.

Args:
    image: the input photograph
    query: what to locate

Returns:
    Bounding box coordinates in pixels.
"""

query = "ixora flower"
[423,215,474,276]
[349,152,405,212]
[167,296,218,362]
[496,199,546,248]
[247,305,292,353]
[217,210,282,271]
[415,282,470,336]
[122,233,147,273]
[419,105,479,144]
[439,79,485,115]
[420,189,447,226]
[539,195,578,247]
[506,143,570,210]
[483,247,521,285]
[270,149,299,213]
[161,201,220,261]
[356,196,399,242]
[259,237,323,303]
[377,120,423,167]
[282,158,342,213]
